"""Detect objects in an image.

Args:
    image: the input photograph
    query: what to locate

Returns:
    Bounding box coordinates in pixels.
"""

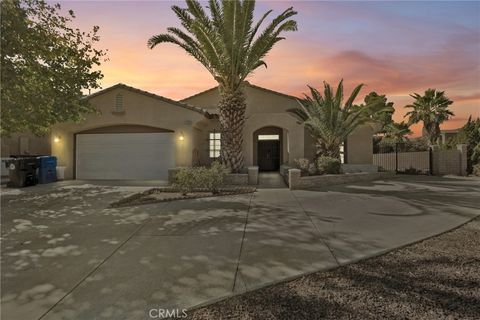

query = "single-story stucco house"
[1,82,373,180]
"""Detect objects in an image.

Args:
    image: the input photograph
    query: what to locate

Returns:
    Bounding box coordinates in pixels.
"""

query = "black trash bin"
[6,156,39,188]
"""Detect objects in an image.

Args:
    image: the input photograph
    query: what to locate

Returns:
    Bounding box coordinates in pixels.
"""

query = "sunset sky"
[60,0,480,135]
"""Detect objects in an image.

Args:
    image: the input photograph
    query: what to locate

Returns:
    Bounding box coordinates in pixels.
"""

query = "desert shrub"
[316,156,341,174]
[405,137,430,152]
[204,161,228,194]
[174,167,201,195]
[294,158,311,176]
[174,162,228,195]
[473,164,480,177]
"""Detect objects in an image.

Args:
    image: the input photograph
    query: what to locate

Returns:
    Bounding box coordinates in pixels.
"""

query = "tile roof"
[179,81,301,102]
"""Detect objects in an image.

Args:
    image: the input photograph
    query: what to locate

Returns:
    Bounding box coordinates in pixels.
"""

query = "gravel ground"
[189,217,480,320]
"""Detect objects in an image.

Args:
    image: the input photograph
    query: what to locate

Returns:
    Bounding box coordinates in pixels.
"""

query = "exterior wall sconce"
[54,136,61,143]
[179,132,184,141]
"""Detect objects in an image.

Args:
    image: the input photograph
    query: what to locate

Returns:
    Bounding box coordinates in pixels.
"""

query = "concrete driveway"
[1,176,479,320]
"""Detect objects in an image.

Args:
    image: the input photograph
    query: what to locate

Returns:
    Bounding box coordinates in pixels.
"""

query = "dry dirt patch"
[110,187,256,208]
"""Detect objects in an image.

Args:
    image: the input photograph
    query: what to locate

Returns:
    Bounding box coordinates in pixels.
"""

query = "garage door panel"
[76,133,175,180]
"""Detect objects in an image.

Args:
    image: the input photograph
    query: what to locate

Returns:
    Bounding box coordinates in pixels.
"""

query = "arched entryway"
[253,126,283,171]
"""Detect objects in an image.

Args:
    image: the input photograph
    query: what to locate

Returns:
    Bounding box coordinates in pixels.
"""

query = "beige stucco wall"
[182,88,219,110]
[1,133,51,157]
[304,125,373,164]
[346,125,374,164]
[192,118,221,166]
[51,87,205,179]
[243,85,305,166]
[183,84,305,167]
[431,145,467,176]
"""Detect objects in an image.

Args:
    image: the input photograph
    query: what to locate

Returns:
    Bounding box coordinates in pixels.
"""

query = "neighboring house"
[439,128,460,144]
[2,83,374,180]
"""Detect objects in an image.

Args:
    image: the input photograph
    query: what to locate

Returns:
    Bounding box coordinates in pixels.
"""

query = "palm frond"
[149,0,297,93]
[290,80,382,158]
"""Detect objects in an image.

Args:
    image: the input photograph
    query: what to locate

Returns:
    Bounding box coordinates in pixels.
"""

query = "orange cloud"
[74,1,479,138]
[451,93,480,102]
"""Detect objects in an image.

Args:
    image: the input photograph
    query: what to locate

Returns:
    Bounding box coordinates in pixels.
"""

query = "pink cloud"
[64,0,479,137]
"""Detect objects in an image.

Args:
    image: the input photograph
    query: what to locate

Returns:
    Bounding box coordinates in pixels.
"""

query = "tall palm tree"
[148,0,297,172]
[405,89,454,145]
[288,80,381,159]
[383,121,412,143]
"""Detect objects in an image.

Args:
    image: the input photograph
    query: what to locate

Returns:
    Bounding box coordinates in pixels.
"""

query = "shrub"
[294,158,311,176]
[375,137,430,153]
[473,142,480,167]
[204,161,228,194]
[174,162,228,195]
[473,164,480,177]
[316,156,341,174]
[174,167,201,195]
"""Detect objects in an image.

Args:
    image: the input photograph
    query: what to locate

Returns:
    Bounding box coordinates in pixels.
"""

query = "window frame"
[209,131,221,159]
[340,141,346,164]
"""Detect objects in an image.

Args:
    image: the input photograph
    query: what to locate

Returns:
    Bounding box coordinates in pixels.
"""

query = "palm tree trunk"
[218,89,246,173]
[424,123,440,146]
[325,145,341,159]
[316,140,341,160]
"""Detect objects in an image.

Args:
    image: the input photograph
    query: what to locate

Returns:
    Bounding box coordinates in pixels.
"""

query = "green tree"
[1,0,106,136]
[446,116,480,173]
[405,89,454,145]
[148,0,297,172]
[360,92,395,133]
[383,121,412,143]
[287,80,388,159]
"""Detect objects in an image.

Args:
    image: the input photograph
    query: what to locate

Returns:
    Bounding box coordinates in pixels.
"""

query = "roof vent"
[113,93,124,113]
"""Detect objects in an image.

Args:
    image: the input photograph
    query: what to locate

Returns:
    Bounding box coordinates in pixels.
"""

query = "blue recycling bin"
[37,156,57,184]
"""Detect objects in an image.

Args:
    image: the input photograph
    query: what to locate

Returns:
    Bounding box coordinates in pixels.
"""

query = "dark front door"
[258,140,280,171]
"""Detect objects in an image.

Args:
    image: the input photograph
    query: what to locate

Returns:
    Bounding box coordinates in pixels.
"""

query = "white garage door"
[76,133,175,180]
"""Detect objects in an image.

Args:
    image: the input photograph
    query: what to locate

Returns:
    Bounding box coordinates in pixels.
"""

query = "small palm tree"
[288,80,379,159]
[148,0,297,172]
[405,89,454,145]
[383,121,412,143]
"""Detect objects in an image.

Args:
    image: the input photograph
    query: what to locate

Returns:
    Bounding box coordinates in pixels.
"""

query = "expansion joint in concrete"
[291,191,341,267]
[232,192,255,292]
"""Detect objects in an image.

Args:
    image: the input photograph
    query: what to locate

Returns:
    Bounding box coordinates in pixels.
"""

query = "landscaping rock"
[189,217,480,319]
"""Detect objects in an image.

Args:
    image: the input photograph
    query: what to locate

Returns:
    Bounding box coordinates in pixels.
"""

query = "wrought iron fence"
[373,142,431,175]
